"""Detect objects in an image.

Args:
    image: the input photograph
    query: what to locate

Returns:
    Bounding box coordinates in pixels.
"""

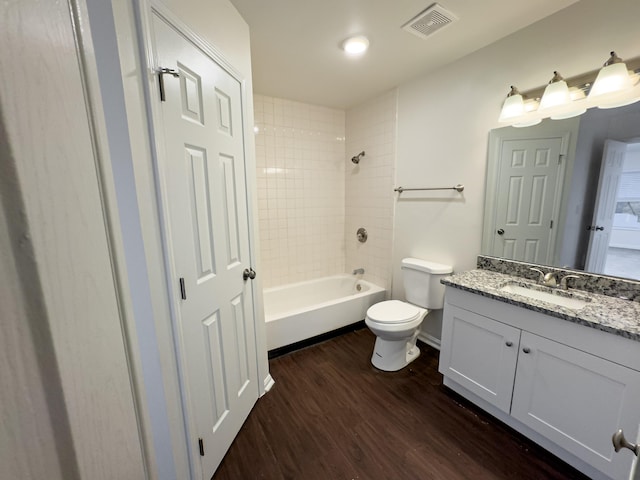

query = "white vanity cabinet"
[439,287,640,480]
[440,305,521,413]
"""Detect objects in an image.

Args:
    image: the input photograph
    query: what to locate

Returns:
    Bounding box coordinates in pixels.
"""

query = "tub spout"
[352,268,365,275]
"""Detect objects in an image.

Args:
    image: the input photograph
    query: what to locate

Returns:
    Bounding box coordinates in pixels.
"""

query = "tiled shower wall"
[253,95,346,288]
[345,90,397,290]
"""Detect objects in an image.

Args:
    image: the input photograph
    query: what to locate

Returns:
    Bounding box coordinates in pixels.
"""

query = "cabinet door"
[439,305,521,413]
[512,332,640,480]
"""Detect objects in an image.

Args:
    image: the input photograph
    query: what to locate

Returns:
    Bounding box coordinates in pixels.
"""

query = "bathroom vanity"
[439,268,640,480]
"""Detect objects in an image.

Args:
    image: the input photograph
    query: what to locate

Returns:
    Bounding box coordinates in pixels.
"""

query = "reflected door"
[153,15,259,479]
[585,139,628,273]
[492,137,564,264]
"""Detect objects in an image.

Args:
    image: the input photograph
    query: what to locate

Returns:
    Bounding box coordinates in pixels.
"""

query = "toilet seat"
[366,300,423,324]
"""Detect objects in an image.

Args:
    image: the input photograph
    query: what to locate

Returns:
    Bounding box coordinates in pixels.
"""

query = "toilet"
[365,258,452,371]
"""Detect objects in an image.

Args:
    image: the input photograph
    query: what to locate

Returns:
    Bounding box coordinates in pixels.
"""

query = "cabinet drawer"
[439,305,521,413]
[512,331,640,480]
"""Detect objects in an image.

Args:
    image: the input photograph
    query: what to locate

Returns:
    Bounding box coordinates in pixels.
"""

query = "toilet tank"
[401,258,453,309]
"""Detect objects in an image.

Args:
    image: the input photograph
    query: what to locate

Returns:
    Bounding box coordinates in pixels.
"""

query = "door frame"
[483,120,577,266]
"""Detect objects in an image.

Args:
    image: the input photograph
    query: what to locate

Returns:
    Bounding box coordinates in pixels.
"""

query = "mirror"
[482,101,640,281]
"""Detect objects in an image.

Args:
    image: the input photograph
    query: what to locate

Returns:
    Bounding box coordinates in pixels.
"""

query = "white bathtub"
[264,275,386,351]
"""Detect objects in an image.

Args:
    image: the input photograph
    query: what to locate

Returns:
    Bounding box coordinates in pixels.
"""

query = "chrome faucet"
[559,274,580,290]
[529,268,558,287]
[352,268,365,275]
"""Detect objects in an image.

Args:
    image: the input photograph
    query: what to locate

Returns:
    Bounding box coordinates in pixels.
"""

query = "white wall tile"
[254,94,346,287]
[345,90,398,291]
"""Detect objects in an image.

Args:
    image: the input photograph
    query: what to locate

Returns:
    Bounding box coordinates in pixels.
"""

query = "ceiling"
[230,0,579,109]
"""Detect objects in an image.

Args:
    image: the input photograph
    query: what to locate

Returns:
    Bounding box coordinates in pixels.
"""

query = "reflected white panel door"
[492,138,563,264]
[153,16,258,479]
[585,140,628,273]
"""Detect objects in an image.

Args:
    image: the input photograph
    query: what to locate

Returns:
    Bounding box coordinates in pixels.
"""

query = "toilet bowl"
[365,258,452,372]
[365,300,427,371]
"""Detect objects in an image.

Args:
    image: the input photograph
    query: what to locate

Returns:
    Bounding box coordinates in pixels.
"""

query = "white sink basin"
[499,283,590,310]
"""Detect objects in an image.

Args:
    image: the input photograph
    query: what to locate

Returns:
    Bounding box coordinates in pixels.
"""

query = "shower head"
[351,151,365,164]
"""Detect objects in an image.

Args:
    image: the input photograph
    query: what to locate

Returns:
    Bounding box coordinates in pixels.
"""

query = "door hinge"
[198,438,204,456]
[558,154,564,165]
[179,277,187,300]
[550,220,554,229]
[157,67,179,102]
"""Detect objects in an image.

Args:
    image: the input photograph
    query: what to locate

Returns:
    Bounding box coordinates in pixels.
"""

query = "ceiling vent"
[402,3,458,39]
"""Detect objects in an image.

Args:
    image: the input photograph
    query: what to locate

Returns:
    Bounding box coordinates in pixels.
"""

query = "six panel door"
[153,15,259,479]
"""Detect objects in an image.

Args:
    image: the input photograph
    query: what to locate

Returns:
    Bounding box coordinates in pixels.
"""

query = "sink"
[499,282,590,310]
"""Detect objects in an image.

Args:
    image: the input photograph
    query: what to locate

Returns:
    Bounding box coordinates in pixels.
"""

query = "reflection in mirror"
[482,101,640,281]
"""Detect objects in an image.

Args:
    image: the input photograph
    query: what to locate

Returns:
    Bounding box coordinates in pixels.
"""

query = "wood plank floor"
[215,327,589,479]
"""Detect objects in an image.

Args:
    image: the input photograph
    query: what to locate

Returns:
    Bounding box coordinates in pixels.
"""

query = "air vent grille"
[402,3,457,39]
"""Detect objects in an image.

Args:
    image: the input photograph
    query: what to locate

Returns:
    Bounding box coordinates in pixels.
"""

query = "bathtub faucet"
[352,268,365,275]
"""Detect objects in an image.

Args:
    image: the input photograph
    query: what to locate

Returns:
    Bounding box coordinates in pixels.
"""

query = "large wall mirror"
[482,101,640,281]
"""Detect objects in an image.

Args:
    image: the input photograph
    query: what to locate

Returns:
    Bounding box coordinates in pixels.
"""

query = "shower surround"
[254,92,397,290]
[254,95,346,287]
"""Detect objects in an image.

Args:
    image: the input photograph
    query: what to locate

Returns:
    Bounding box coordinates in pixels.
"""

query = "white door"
[152,16,259,478]
[492,138,564,264]
[512,332,640,480]
[439,304,521,414]
[585,140,628,272]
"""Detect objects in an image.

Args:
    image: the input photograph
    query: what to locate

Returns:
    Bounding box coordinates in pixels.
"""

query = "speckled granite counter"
[442,269,640,342]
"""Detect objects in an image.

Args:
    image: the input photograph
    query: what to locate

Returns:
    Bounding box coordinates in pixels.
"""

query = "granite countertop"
[442,269,640,342]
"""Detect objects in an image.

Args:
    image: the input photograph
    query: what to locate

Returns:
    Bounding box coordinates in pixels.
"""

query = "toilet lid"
[366,300,422,324]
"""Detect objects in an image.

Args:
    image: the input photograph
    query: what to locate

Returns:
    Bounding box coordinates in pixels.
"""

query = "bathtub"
[264,275,386,351]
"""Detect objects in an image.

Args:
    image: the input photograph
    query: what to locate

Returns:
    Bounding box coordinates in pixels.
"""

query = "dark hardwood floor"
[215,327,589,479]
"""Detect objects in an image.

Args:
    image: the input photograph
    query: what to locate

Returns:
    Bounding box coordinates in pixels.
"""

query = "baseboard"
[417,331,441,350]
[262,374,275,396]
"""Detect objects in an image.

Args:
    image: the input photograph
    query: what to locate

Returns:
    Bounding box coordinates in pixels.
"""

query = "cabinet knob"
[505,341,513,347]
[522,347,531,354]
[612,429,640,456]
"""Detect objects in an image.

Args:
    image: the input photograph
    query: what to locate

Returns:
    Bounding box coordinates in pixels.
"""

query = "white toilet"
[365,258,452,371]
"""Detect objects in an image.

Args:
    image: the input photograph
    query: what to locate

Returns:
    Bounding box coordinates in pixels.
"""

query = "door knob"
[505,341,513,347]
[497,228,505,235]
[612,429,640,456]
[243,268,256,281]
[522,347,531,354]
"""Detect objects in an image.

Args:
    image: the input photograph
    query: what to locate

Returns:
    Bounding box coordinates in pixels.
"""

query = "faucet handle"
[529,268,545,283]
[543,272,558,287]
[559,274,580,290]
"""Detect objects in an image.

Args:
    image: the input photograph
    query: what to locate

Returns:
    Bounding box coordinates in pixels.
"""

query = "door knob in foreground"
[243,268,256,281]
[612,429,640,456]
[497,228,505,235]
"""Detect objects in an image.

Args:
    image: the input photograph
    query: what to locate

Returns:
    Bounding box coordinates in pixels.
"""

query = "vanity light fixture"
[498,86,525,121]
[498,51,640,126]
[342,36,369,56]
[498,86,540,127]
[537,71,588,120]
[539,72,571,110]
[588,51,640,108]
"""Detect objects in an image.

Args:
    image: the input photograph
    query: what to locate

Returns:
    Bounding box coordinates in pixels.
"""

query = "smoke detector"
[402,3,458,39]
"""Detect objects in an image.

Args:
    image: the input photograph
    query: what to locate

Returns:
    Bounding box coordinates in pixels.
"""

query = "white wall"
[254,95,346,287]
[392,0,640,341]
[345,90,398,290]
[0,0,146,478]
